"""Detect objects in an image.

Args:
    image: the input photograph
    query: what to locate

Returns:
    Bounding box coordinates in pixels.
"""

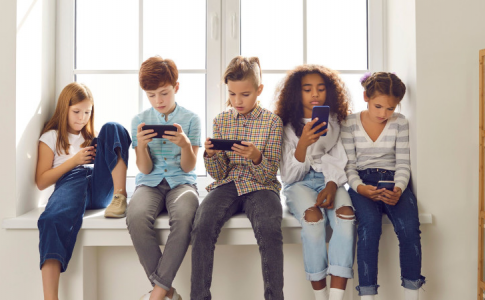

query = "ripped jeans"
[283,170,356,281]
[349,169,425,296]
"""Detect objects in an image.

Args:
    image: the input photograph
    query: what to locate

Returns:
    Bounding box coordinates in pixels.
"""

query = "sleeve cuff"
[396,183,407,192]
[351,180,365,192]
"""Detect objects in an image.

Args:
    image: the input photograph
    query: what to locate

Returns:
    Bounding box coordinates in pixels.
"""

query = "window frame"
[56,0,384,195]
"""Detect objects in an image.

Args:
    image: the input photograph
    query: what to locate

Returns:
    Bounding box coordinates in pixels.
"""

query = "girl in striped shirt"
[341,72,425,300]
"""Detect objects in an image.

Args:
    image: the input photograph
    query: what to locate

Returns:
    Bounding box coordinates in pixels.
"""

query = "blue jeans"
[37,122,131,272]
[283,169,356,281]
[348,169,426,296]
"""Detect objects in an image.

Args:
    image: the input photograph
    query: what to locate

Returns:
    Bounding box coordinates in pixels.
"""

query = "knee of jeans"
[336,206,355,221]
[303,207,324,224]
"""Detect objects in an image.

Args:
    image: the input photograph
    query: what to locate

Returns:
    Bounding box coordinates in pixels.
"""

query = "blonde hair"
[223,56,262,107]
[41,82,95,155]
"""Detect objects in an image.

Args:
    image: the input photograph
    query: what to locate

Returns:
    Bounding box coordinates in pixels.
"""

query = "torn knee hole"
[303,207,323,223]
[336,206,355,220]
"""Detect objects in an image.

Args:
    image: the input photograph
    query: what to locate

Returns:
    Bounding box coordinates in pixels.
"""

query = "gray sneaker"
[104,194,127,218]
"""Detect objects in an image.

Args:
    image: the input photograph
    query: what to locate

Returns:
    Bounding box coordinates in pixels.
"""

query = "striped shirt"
[341,112,411,192]
[131,104,201,188]
[205,104,283,196]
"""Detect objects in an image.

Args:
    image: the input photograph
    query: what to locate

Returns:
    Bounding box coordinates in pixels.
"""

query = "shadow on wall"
[15,0,56,216]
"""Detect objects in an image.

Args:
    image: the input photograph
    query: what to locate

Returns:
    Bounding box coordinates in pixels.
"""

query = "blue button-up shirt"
[131,104,202,188]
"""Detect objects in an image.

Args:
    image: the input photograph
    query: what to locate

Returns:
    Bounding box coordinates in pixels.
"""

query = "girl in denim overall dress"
[36,82,131,300]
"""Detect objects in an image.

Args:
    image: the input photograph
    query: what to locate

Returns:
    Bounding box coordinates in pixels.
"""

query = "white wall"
[1,0,485,299]
[0,0,57,297]
[414,0,485,299]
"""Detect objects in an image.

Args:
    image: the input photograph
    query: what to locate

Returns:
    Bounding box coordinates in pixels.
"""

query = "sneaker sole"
[104,212,126,218]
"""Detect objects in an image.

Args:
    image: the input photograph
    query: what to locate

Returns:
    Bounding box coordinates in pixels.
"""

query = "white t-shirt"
[280,113,348,187]
[39,130,87,168]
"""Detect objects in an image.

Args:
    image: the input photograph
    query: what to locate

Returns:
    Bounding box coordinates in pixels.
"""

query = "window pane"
[142,73,206,176]
[259,73,287,112]
[241,0,303,70]
[76,74,139,176]
[76,0,139,70]
[340,74,366,113]
[307,0,367,70]
[143,0,206,70]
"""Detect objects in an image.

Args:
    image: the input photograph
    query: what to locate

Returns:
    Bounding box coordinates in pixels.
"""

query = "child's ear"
[363,91,370,103]
[174,82,180,94]
[257,84,264,96]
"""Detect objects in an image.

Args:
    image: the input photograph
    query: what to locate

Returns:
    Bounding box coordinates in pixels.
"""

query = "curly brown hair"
[274,65,351,137]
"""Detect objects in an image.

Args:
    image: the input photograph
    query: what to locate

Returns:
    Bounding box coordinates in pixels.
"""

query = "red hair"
[139,56,178,90]
[41,82,95,155]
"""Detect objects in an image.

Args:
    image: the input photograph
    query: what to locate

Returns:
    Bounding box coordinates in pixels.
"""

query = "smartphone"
[377,181,395,191]
[311,106,330,136]
[142,125,177,138]
[209,139,247,151]
[88,137,98,164]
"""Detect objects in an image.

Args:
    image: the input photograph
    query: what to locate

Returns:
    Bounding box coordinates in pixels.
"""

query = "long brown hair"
[41,82,95,155]
[274,64,351,137]
[223,56,262,107]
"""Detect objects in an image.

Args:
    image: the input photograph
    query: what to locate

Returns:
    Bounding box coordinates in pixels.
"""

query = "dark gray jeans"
[190,182,284,300]
[126,179,199,291]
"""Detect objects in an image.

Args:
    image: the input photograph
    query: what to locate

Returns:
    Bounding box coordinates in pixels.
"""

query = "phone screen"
[311,106,330,136]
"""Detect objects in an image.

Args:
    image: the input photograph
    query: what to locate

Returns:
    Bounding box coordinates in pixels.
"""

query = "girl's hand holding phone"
[379,187,402,206]
[137,122,158,149]
[204,137,221,158]
[315,181,337,209]
[71,146,95,165]
[163,123,191,149]
[298,118,328,149]
[232,141,262,165]
[357,184,385,201]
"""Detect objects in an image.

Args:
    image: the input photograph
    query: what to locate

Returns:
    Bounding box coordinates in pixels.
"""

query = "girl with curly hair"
[341,72,425,300]
[275,65,355,300]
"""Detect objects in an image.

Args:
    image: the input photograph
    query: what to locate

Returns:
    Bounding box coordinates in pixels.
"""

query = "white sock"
[314,287,328,300]
[404,288,419,300]
[361,296,375,300]
[329,288,345,300]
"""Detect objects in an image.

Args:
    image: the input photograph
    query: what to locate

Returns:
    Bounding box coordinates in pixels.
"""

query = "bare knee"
[336,206,355,220]
[304,207,324,223]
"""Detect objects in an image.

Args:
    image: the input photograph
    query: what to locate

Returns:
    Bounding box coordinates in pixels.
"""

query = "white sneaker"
[139,288,182,300]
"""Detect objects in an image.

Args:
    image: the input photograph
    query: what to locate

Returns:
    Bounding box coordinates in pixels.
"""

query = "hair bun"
[360,72,372,84]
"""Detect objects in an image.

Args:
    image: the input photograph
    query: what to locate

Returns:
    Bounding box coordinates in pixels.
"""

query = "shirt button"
[164,169,168,172]
[163,141,166,144]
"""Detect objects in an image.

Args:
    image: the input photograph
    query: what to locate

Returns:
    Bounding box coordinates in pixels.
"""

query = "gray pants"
[190,182,284,300]
[126,179,199,290]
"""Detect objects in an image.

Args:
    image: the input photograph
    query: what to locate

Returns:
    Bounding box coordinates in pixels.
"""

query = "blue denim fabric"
[283,169,356,281]
[37,122,131,272]
[349,169,425,296]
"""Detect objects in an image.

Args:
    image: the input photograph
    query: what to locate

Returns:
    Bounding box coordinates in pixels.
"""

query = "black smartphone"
[209,139,247,151]
[142,125,177,138]
[377,181,395,191]
[88,138,98,164]
[311,105,330,136]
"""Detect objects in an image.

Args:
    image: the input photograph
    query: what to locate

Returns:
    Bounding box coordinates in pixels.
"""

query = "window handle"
[231,13,237,39]
[211,13,219,40]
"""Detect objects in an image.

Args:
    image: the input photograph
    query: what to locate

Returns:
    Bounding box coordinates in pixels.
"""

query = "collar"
[156,102,179,122]
[231,103,263,120]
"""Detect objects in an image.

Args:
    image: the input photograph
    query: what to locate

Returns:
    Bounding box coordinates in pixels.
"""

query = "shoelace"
[111,195,124,207]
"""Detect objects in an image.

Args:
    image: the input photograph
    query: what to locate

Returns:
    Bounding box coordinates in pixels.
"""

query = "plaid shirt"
[205,105,283,196]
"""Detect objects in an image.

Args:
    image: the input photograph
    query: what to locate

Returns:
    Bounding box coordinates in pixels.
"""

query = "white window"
[57,0,383,193]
